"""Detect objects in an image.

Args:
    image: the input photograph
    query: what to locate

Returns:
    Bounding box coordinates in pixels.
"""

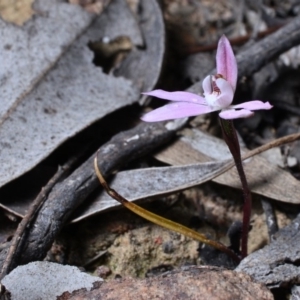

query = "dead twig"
[236,15,300,78]
[185,24,283,55]
[243,132,300,159]
[0,158,76,280]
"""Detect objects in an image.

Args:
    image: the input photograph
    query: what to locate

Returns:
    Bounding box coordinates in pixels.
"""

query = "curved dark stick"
[16,121,181,266]
[0,160,75,279]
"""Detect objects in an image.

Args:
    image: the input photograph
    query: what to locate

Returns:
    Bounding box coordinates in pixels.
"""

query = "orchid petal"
[141,102,215,122]
[142,90,206,104]
[216,35,237,91]
[214,78,234,108]
[219,109,254,119]
[231,100,273,111]
[202,75,212,94]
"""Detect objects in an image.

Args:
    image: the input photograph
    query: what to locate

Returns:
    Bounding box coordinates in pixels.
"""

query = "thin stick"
[0,159,75,280]
[94,156,241,262]
[242,132,300,159]
[184,24,283,54]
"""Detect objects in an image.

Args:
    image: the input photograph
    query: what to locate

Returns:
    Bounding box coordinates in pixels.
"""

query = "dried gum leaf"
[155,128,300,204]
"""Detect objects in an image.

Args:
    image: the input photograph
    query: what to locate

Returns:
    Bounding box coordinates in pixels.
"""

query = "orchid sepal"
[141,102,216,122]
[216,35,238,91]
[142,90,206,105]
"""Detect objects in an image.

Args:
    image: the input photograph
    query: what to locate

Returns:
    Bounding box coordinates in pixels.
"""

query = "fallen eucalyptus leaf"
[0,0,166,219]
[114,0,165,103]
[0,0,145,188]
[1,261,102,300]
[155,129,300,204]
[71,160,233,222]
[72,130,300,222]
[6,127,297,222]
[90,0,143,47]
[0,0,93,122]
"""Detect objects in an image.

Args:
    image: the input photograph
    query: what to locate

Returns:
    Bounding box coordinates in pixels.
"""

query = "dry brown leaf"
[0,0,151,188]
[155,128,300,204]
[71,160,233,222]
[0,0,165,221]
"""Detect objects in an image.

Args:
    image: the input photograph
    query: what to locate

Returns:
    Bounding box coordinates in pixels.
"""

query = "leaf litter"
[0,0,144,188]
[1,0,300,298]
[2,129,298,222]
[68,130,300,223]
[156,129,300,204]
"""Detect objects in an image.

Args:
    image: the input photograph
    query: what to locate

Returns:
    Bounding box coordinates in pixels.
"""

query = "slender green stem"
[94,156,240,262]
[219,118,251,258]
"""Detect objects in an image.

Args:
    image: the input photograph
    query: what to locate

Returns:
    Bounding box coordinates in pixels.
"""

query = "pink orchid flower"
[141,35,272,122]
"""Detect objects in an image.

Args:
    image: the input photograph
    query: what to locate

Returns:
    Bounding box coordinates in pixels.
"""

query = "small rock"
[96,266,111,279]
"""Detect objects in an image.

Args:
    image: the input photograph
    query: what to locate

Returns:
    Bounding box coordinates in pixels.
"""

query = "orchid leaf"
[71,159,234,222]
[94,156,240,262]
